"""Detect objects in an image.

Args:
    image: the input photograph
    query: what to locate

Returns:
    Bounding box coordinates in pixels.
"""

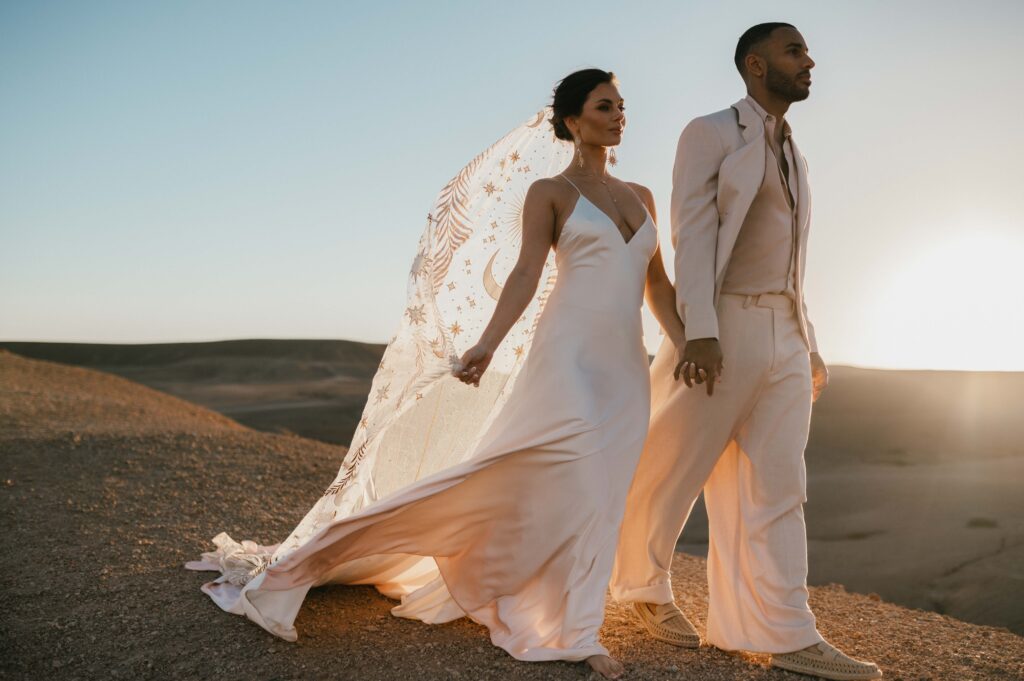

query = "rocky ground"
[1,350,1021,680]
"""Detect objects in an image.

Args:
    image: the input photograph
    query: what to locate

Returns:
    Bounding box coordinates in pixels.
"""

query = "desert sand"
[3,339,1021,637]
[1,349,1022,680]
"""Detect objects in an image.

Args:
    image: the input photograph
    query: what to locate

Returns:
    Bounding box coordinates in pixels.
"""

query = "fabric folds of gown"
[191,194,658,662]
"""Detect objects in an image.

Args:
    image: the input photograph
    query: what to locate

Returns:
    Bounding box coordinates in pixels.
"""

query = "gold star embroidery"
[522,165,530,173]
[514,345,524,358]
[450,322,463,336]
[468,298,476,308]
[447,282,456,291]
[374,384,390,403]
[359,417,369,429]
[464,259,472,266]
[429,335,444,357]
[490,220,498,229]
[510,151,520,163]
[484,182,497,195]
[405,304,426,325]
[485,235,496,243]
[415,393,424,401]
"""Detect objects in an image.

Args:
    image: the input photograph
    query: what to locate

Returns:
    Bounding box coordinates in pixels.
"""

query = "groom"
[611,23,881,680]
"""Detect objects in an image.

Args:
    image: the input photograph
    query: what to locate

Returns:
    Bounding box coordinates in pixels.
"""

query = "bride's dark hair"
[550,69,617,142]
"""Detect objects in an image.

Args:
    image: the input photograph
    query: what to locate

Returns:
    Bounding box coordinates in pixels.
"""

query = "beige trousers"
[612,293,823,653]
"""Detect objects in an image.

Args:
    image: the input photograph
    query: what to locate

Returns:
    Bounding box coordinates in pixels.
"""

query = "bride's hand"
[455,343,495,387]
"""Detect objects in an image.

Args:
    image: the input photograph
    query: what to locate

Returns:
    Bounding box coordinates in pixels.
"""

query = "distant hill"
[2,340,1022,635]
[4,341,1023,460]
[0,339,385,446]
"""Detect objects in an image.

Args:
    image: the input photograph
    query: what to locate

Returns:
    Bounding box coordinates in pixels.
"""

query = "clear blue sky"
[2,1,1023,369]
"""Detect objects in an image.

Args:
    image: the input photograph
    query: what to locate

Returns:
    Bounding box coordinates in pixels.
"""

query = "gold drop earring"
[573,133,584,169]
[608,148,618,167]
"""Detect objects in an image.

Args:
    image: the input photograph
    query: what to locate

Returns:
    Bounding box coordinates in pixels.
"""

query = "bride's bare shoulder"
[624,181,656,215]
[525,176,576,210]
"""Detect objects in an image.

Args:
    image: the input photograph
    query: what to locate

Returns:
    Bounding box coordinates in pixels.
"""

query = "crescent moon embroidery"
[526,110,546,128]
[483,250,504,300]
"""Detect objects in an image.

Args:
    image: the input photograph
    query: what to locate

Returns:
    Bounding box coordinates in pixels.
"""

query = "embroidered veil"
[188,108,575,592]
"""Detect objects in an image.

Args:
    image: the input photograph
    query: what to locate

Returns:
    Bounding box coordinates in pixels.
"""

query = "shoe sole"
[631,603,701,648]
[770,657,883,681]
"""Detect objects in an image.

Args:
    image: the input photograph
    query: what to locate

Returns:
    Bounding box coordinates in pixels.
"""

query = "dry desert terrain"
[1,345,1022,680]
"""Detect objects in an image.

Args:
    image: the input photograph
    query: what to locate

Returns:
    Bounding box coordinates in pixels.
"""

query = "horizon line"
[2,338,1022,374]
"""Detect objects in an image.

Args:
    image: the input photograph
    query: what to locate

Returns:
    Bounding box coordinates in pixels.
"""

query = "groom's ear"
[742,52,767,79]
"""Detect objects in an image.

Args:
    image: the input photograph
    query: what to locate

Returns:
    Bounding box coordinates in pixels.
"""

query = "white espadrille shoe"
[770,640,882,680]
[631,601,701,648]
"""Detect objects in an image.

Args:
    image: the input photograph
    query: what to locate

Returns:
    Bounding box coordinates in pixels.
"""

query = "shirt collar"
[744,94,792,138]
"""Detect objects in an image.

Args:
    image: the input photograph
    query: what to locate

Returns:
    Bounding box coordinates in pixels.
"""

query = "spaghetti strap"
[558,174,582,195]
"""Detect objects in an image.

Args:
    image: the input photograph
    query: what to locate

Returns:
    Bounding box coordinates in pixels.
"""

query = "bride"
[187,69,686,679]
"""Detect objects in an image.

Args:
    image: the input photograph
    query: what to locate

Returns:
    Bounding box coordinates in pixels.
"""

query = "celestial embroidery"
[263,108,574,569]
[406,305,427,325]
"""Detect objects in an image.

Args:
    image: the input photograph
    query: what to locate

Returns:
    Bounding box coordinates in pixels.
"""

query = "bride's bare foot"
[586,654,624,679]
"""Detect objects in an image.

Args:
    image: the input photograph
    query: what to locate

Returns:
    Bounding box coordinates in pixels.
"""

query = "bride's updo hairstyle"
[550,69,617,142]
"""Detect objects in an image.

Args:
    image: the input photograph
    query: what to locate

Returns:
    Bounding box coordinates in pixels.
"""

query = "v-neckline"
[574,194,650,247]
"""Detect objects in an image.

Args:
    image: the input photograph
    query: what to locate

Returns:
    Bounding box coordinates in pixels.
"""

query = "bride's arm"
[455,180,558,385]
[645,245,686,348]
[628,184,686,348]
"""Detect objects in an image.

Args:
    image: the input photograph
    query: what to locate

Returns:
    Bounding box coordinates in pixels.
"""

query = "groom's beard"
[765,64,810,103]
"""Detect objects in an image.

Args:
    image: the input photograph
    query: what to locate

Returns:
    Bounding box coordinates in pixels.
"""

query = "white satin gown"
[195,185,658,662]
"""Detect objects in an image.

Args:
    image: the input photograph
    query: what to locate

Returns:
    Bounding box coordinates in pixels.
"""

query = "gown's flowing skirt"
[188,193,658,662]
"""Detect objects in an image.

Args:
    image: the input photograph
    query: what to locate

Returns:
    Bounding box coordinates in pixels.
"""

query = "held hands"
[674,338,724,396]
[454,342,495,387]
[810,351,828,402]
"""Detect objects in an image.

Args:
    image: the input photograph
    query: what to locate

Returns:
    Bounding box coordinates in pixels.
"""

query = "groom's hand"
[675,338,724,396]
[810,351,828,402]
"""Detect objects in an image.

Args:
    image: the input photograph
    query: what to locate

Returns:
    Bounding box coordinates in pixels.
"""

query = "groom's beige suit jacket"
[671,97,818,353]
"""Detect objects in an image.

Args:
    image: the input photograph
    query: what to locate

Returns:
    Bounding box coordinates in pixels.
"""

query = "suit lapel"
[789,135,811,237]
[714,99,766,285]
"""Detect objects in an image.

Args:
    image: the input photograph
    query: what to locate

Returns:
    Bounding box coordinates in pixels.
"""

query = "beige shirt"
[720,95,800,298]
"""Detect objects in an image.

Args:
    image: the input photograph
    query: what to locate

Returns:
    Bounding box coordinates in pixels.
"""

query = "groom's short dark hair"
[734,22,795,74]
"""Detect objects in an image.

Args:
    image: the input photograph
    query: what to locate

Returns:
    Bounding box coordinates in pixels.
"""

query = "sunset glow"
[854,229,1024,371]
